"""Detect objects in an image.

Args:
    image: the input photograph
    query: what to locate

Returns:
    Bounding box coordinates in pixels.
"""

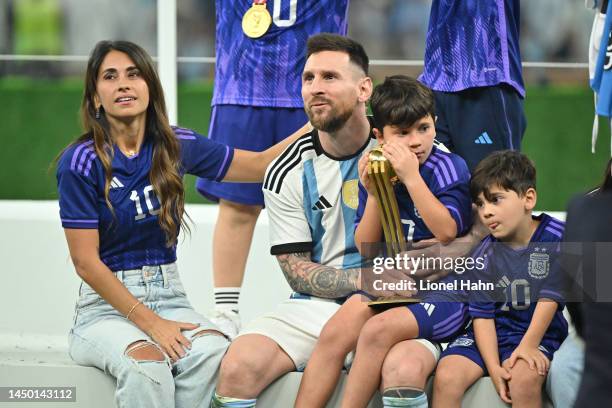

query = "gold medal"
[242,1,272,39]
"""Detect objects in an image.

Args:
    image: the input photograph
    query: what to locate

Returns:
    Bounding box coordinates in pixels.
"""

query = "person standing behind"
[563,158,612,408]
[196,0,350,338]
[546,157,612,408]
[419,0,526,172]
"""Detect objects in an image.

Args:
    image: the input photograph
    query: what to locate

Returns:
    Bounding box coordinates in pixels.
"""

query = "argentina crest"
[342,179,359,209]
[528,247,549,279]
[449,336,475,348]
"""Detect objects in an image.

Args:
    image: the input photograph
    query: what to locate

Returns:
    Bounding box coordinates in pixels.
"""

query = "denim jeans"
[68,263,229,408]
[546,333,585,408]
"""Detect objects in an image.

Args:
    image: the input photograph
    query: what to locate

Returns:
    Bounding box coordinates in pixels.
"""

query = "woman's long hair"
[62,40,187,246]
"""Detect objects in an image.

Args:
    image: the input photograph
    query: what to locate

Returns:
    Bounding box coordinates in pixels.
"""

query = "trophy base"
[367,297,421,310]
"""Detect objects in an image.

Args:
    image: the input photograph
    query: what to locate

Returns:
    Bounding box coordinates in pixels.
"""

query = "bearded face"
[301,51,364,134]
[304,95,357,133]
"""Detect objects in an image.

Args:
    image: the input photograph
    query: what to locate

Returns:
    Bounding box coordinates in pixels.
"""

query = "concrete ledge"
[0,351,553,407]
[0,351,115,408]
[0,202,562,407]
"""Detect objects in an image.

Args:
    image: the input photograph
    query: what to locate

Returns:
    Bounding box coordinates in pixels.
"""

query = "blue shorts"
[433,84,526,173]
[196,105,308,205]
[407,301,469,343]
[441,329,560,373]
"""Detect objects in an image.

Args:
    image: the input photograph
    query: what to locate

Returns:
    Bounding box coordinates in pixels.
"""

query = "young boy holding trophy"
[294,75,473,408]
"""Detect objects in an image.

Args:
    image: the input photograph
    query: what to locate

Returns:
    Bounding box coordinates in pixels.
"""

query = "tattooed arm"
[275,252,360,298]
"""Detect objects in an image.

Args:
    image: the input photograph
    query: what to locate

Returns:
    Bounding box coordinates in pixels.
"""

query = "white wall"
[0,200,565,351]
[0,200,291,350]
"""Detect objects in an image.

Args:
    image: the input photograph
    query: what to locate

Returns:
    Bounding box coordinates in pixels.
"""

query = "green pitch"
[0,79,609,210]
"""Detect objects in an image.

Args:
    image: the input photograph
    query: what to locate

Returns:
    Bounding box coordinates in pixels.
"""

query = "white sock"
[210,392,256,407]
[383,387,428,408]
[214,287,240,313]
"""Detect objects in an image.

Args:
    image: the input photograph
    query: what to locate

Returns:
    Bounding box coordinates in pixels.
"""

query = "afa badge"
[528,248,549,280]
[449,337,474,348]
[342,179,358,209]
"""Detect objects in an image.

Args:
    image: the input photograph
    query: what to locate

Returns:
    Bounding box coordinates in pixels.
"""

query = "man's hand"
[276,252,360,299]
[360,264,417,298]
[399,213,488,281]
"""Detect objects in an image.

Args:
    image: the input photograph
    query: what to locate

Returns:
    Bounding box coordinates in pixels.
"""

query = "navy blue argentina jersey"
[419,0,524,96]
[213,0,349,108]
[355,145,472,244]
[57,127,233,271]
[469,213,568,347]
[263,128,376,272]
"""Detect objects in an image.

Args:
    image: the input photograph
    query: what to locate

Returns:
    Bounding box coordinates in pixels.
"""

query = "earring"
[95,106,101,119]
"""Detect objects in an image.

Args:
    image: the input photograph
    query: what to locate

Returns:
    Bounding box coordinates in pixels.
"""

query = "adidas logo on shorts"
[474,132,493,145]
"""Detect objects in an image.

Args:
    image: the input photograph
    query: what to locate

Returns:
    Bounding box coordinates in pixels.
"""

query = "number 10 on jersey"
[130,185,160,220]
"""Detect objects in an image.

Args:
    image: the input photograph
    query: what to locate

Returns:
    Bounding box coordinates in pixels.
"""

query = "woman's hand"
[146,317,200,361]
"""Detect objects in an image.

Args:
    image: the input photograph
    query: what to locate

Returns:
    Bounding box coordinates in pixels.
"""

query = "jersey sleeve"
[430,155,473,236]
[56,148,99,229]
[353,180,369,233]
[263,168,312,255]
[468,238,496,319]
[175,127,234,181]
[537,245,566,305]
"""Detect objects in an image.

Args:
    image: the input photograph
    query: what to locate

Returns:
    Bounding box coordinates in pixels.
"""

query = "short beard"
[306,104,354,133]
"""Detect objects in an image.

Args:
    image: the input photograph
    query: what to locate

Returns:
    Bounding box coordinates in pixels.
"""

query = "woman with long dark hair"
[56,40,307,407]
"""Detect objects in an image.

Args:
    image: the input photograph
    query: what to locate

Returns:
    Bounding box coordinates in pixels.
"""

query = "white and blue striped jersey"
[263,128,376,270]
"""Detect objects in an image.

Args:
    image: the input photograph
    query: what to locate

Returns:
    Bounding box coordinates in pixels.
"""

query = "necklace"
[125,149,138,157]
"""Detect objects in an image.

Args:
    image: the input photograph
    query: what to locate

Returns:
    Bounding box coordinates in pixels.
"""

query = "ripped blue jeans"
[69,263,229,408]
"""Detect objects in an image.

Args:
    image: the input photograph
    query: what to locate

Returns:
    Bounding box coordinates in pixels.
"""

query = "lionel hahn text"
[372,279,495,292]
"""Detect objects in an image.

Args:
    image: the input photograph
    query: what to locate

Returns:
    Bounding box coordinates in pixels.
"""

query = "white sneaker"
[211,309,241,339]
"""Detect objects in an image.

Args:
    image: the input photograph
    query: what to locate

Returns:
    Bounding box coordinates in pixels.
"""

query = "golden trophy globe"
[366,145,419,308]
[367,146,407,256]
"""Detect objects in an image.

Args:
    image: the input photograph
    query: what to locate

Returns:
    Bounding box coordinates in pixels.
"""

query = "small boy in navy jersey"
[433,151,568,408]
[296,75,472,408]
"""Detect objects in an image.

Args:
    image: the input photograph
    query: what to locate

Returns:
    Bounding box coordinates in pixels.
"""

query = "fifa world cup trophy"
[367,146,407,256]
[367,145,419,307]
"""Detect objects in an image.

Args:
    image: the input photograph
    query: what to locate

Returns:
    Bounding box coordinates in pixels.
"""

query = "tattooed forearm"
[276,252,360,298]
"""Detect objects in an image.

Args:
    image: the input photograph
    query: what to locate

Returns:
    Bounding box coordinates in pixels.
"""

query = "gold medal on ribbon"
[242,0,272,39]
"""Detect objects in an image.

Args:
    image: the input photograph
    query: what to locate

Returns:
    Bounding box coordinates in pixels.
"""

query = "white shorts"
[238,296,440,371]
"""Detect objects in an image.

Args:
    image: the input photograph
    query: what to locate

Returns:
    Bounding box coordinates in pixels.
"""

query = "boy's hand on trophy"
[382,142,419,184]
[358,150,377,196]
